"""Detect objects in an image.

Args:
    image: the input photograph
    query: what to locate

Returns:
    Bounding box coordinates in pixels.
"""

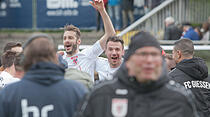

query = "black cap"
[124,31,161,61]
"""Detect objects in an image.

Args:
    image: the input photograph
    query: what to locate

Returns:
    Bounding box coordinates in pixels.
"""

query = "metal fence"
[117,0,210,45]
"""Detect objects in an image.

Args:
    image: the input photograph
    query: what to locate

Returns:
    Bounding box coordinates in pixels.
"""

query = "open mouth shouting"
[65,44,73,52]
[111,56,119,63]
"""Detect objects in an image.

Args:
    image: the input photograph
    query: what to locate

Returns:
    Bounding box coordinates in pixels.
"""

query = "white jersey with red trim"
[63,41,103,82]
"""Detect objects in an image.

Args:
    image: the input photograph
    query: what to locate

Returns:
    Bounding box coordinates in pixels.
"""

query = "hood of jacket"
[176,57,208,80]
[23,62,65,85]
[116,59,169,93]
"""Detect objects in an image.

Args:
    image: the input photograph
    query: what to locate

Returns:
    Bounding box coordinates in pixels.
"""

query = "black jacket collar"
[23,62,65,85]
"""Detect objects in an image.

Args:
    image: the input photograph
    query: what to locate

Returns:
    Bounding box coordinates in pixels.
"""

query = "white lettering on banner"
[47,9,78,16]
[80,0,90,7]
[9,0,21,8]
[47,0,78,9]
[46,0,79,16]
[183,81,210,89]
[21,99,54,117]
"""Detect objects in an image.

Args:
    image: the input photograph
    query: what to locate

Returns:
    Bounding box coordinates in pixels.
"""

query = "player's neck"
[67,49,79,57]
[110,62,121,68]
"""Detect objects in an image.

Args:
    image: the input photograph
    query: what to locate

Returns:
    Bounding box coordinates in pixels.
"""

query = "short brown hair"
[3,42,22,52]
[174,38,194,57]
[106,36,124,49]
[64,24,81,39]
[1,51,16,69]
[23,36,58,71]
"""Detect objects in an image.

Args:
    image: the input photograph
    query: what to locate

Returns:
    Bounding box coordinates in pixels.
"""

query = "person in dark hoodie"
[169,38,210,117]
[74,32,199,117]
[0,33,88,117]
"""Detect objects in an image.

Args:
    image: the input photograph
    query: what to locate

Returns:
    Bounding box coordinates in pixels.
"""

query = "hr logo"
[21,99,54,117]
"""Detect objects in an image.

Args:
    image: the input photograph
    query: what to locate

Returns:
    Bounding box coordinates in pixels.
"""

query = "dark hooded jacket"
[169,57,210,117]
[0,62,87,117]
[75,61,198,117]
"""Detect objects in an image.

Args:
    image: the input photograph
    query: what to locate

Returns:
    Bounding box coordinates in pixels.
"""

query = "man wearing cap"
[75,31,199,117]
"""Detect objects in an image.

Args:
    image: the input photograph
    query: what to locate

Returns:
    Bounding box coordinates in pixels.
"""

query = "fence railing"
[117,0,210,45]
[58,40,210,51]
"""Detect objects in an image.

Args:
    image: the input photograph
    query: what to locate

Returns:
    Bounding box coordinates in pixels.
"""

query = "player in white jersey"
[60,0,115,82]
[96,36,124,81]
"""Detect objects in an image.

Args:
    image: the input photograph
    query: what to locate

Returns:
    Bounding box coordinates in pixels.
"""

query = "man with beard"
[74,32,199,117]
[95,36,124,81]
[61,0,115,82]
[0,34,87,117]
[169,38,210,117]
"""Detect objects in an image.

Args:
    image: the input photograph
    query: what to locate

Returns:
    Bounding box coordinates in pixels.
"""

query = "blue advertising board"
[0,0,32,28]
[0,0,97,29]
[37,0,96,29]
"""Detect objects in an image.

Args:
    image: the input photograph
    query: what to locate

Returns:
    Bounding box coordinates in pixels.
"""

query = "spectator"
[96,0,108,32]
[96,36,124,81]
[169,38,210,117]
[74,32,199,117]
[194,27,203,39]
[144,0,164,12]
[164,17,182,40]
[182,22,200,40]
[0,33,87,117]
[60,0,115,82]
[0,51,19,88]
[134,0,145,16]
[107,0,121,30]
[121,0,134,29]
[201,22,210,41]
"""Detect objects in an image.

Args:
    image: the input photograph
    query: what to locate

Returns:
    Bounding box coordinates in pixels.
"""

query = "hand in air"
[89,0,105,11]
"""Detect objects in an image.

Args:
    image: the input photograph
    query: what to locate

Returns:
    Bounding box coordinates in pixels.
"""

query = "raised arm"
[90,0,116,50]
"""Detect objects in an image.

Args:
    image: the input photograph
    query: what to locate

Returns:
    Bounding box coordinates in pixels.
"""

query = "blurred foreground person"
[169,38,210,117]
[0,34,87,117]
[75,32,199,117]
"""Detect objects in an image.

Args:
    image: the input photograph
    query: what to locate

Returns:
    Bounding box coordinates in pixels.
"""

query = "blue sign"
[0,0,32,28]
[37,0,96,29]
